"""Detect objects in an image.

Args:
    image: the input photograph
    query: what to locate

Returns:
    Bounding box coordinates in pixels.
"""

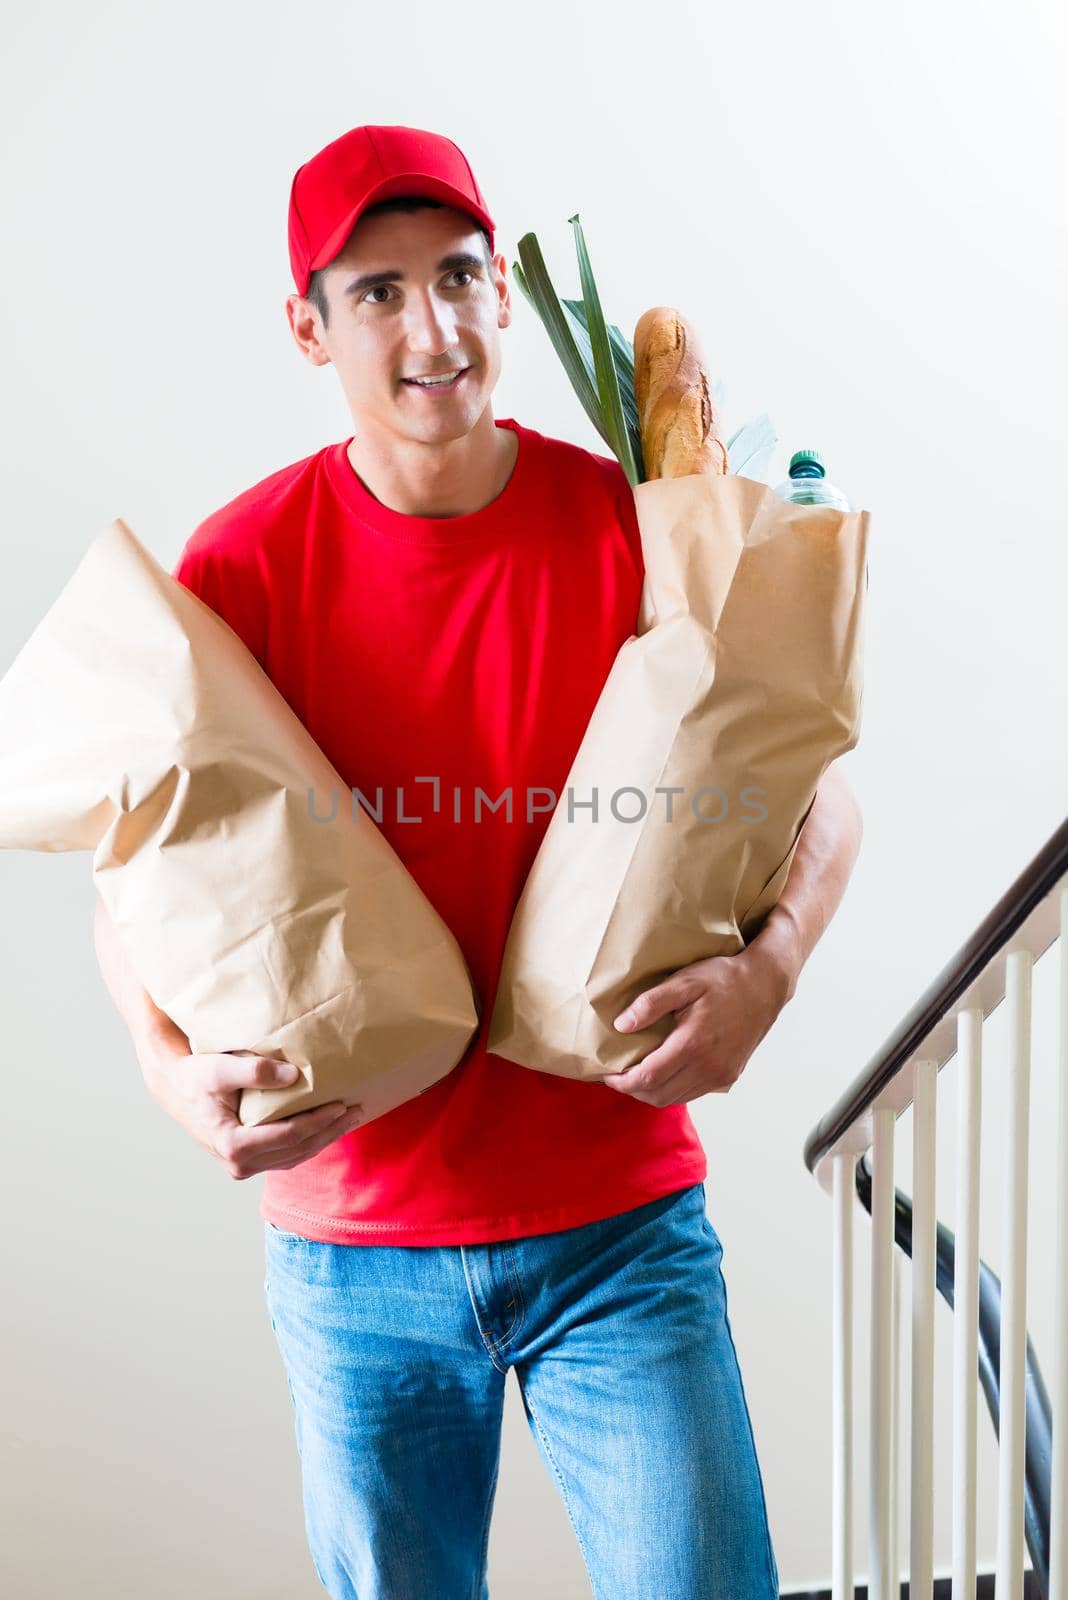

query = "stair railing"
[802,817,1068,1600]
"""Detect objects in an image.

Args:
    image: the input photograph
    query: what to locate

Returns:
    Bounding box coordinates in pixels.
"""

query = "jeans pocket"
[265,1219,306,1243]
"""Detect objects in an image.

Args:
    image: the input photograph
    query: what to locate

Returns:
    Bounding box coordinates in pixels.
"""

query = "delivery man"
[94,123,862,1600]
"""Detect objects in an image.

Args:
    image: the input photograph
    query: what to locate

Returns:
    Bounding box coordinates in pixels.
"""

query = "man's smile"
[401,366,470,393]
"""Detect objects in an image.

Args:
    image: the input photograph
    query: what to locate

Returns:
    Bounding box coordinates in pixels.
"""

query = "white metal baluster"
[912,1058,938,1600]
[832,1151,855,1600]
[872,1105,896,1600]
[897,1246,912,1594]
[889,1248,900,1595]
[1050,887,1068,1600]
[952,1007,983,1600]
[996,948,1033,1600]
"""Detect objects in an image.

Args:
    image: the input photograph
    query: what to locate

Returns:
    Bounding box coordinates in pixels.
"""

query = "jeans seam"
[460,1247,509,1374]
[472,1434,501,1600]
[718,1289,779,1597]
[493,1243,526,1351]
[467,1246,527,1363]
[523,1388,596,1581]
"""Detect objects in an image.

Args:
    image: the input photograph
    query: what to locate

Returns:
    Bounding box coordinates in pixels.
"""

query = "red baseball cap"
[288,124,497,298]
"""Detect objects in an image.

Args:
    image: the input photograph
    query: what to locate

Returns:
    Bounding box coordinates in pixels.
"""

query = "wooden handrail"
[803,815,1068,1186]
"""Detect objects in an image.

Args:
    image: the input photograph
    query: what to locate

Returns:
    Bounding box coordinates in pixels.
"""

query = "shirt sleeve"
[171,538,269,673]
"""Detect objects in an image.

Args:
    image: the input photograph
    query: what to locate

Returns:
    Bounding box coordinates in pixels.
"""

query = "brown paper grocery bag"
[488,471,868,1079]
[0,519,480,1125]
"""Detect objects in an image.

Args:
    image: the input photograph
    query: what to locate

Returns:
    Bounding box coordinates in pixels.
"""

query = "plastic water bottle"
[774,448,851,510]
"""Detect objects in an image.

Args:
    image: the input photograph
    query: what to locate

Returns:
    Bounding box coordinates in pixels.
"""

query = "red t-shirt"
[172,417,707,1245]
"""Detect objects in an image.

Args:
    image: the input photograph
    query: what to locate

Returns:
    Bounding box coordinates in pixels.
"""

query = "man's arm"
[603,764,864,1104]
[93,894,189,1070]
[93,895,363,1174]
[743,759,864,1003]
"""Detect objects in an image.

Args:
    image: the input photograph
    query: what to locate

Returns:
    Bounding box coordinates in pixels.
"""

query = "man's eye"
[362,270,476,305]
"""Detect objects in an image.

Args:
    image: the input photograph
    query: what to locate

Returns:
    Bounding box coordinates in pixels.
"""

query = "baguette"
[633,306,728,480]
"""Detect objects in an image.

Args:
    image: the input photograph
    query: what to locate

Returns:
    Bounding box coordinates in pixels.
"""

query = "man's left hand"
[602,942,794,1106]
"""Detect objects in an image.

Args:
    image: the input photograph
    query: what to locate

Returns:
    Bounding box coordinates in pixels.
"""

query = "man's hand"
[602,942,793,1107]
[93,893,362,1180]
[142,1015,364,1180]
[601,760,864,1108]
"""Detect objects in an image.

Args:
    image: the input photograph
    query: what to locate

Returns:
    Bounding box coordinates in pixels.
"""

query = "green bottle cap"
[788,448,826,479]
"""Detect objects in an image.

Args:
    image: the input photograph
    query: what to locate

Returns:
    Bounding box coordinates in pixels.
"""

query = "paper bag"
[0,520,480,1125]
[487,472,868,1078]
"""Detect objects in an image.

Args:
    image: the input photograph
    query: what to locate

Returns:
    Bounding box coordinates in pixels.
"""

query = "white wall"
[2,1,1066,1594]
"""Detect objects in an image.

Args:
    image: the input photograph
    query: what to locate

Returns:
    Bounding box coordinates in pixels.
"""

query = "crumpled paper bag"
[0,519,480,1125]
[487,471,869,1078]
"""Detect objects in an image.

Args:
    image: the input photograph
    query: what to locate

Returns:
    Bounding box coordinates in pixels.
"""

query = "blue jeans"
[263,1181,780,1599]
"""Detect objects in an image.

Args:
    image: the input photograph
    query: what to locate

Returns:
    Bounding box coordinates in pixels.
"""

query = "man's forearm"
[93,895,187,1062]
[746,762,864,1002]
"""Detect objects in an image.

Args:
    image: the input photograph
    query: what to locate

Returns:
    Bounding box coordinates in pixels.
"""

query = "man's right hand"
[142,1018,364,1180]
[93,893,362,1179]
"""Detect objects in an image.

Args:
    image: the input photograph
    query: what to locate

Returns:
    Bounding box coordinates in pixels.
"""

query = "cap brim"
[308,173,496,281]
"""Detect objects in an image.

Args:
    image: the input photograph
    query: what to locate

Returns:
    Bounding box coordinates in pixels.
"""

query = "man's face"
[287,204,511,448]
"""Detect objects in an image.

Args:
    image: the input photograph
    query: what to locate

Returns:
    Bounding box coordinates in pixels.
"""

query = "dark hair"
[305,195,494,329]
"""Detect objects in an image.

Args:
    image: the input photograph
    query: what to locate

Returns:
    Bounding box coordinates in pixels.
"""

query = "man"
[94,124,862,1599]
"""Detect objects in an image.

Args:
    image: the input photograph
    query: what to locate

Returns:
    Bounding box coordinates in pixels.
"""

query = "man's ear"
[285,293,332,367]
[493,253,512,329]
